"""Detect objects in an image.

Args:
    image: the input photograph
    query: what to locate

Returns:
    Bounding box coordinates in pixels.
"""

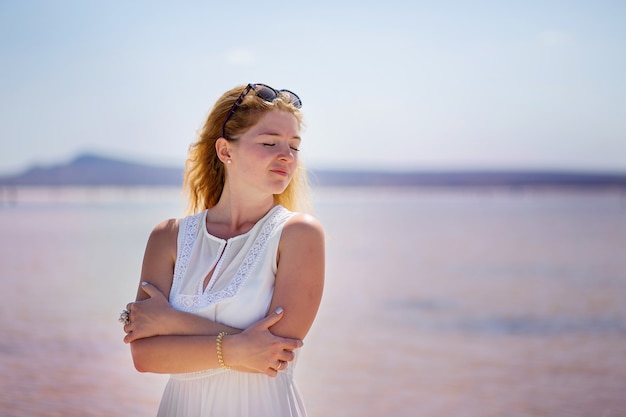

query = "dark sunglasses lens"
[253,85,279,102]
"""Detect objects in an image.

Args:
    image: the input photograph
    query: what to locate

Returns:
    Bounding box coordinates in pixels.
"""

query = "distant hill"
[1,153,626,188]
[0,154,184,186]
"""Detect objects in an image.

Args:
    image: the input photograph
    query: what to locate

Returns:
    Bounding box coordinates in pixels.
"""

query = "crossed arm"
[123,214,325,377]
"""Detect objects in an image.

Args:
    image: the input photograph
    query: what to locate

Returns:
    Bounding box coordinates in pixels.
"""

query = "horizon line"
[1,151,626,177]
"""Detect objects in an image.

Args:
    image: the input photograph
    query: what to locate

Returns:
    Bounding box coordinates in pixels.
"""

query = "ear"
[215,138,232,164]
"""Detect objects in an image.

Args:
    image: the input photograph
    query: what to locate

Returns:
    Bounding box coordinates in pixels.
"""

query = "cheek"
[240,147,274,171]
[241,144,268,159]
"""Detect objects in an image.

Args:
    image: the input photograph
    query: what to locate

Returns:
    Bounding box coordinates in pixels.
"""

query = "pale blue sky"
[1,0,625,175]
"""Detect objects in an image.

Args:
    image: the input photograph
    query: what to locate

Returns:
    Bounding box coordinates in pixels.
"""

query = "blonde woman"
[121,84,325,416]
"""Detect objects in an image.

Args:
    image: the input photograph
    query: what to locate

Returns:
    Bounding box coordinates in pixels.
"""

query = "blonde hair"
[183,85,310,214]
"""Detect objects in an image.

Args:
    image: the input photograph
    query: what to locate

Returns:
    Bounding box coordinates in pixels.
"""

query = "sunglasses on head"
[221,83,302,139]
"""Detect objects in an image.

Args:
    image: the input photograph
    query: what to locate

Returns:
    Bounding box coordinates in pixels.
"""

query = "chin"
[269,181,291,195]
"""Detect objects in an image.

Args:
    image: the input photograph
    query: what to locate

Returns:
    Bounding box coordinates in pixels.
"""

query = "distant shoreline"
[1,153,626,189]
[2,184,626,208]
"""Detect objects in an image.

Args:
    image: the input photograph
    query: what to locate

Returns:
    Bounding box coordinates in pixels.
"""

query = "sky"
[1,0,625,175]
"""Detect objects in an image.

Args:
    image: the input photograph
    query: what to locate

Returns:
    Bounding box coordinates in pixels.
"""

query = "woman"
[120,83,325,416]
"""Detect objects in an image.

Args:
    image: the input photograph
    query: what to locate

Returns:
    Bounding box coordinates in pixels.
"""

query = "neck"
[207,186,276,237]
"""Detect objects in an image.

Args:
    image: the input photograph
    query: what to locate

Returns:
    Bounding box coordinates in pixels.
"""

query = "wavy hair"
[183,85,310,214]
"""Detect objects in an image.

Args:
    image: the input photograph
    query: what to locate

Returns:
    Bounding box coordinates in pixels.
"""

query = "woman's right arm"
[124,218,230,341]
[126,219,301,376]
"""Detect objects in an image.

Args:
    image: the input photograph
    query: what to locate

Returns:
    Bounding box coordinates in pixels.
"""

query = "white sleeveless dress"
[157,205,308,417]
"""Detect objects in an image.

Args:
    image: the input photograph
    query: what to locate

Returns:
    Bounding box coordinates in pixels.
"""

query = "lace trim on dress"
[170,212,204,303]
[170,206,293,312]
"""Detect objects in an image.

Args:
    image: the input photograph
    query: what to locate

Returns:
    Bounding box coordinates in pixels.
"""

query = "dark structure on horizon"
[1,153,626,189]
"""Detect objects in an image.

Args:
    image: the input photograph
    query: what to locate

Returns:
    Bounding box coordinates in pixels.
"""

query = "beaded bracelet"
[216,331,231,369]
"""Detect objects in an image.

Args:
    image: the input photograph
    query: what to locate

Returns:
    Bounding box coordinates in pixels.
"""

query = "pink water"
[1,187,625,416]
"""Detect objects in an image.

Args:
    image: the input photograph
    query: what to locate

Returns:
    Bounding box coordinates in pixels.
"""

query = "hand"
[224,307,303,377]
[123,282,172,344]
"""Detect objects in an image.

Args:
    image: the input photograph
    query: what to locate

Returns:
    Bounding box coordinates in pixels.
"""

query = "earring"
[227,159,232,164]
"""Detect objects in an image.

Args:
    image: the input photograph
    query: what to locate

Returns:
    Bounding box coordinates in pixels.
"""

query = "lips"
[270,167,289,177]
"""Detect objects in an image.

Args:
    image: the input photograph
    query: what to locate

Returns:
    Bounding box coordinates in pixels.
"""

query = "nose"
[278,144,295,162]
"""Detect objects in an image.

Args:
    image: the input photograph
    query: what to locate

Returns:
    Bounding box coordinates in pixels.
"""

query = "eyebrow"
[258,131,301,141]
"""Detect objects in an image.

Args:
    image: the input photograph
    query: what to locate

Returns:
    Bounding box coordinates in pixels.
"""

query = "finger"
[278,350,295,363]
[256,307,284,330]
[139,281,160,298]
[277,337,304,350]
[124,331,135,344]
[126,302,134,311]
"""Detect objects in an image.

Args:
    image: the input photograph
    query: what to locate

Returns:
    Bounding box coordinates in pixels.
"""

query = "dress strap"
[170,211,205,301]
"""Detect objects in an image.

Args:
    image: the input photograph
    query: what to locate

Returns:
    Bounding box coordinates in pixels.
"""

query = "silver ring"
[118,309,130,325]
[276,361,283,370]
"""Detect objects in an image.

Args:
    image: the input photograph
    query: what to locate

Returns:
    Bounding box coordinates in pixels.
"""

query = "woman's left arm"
[267,213,325,341]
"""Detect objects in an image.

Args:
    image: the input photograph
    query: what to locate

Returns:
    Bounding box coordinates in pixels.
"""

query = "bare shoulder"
[138,218,180,300]
[146,218,179,257]
[281,213,325,243]
[151,218,179,238]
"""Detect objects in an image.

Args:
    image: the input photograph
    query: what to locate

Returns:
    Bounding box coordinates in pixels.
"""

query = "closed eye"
[263,143,300,152]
